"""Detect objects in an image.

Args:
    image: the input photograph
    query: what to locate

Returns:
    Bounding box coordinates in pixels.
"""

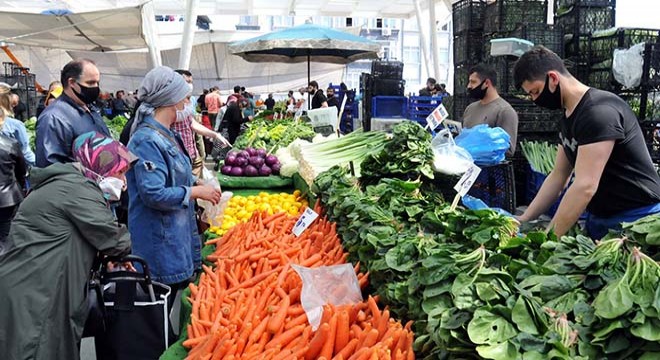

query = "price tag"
[292,207,320,237]
[425,104,450,130]
[453,163,482,197]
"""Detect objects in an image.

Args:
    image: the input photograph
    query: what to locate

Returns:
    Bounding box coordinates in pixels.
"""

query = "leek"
[521,141,558,175]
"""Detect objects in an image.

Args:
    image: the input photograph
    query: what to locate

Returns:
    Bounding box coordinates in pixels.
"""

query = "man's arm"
[498,105,519,155]
[547,140,614,237]
[518,145,573,222]
[191,120,230,146]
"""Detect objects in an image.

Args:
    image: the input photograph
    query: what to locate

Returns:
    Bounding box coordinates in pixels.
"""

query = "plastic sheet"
[455,124,510,165]
[613,42,645,89]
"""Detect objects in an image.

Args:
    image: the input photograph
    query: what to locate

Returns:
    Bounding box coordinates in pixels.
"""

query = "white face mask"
[175,102,194,123]
[98,177,125,201]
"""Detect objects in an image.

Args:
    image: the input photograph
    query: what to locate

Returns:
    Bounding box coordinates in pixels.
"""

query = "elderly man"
[10,94,26,121]
[36,59,110,167]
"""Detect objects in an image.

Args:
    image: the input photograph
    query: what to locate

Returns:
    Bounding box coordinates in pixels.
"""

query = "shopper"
[223,98,253,144]
[0,84,36,166]
[514,46,660,238]
[308,81,328,109]
[419,77,436,97]
[461,63,519,155]
[112,90,129,118]
[36,59,111,167]
[326,87,340,115]
[205,86,222,130]
[10,93,26,121]
[127,66,221,307]
[0,131,132,360]
[264,93,276,111]
[0,132,26,251]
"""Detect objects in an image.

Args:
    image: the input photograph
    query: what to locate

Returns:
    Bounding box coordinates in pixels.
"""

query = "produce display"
[209,191,308,235]
[24,117,36,151]
[183,208,415,359]
[233,118,315,152]
[292,130,389,186]
[221,148,281,177]
[521,141,558,175]
[105,114,129,140]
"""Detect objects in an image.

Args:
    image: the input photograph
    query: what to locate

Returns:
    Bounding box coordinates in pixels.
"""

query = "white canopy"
[0,6,146,51]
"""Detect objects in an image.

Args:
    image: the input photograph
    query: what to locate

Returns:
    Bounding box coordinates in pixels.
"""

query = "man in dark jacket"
[222,98,252,144]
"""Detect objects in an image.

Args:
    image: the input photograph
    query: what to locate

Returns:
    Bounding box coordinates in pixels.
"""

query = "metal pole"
[429,0,441,81]
[413,0,432,79]
[178,0,199,70]
[307,52,311,110]
[141,2,162,67]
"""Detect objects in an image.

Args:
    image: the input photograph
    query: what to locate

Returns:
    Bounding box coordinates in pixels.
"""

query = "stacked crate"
[452,0,486,120]
[3,62,39,119]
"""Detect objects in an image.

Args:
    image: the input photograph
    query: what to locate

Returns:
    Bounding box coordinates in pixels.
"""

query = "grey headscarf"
[130,66,191,135]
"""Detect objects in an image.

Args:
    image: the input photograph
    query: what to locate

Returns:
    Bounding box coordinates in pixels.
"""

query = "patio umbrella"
[228,22,380,106]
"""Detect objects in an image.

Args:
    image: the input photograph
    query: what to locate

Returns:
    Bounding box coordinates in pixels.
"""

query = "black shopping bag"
[94,255,174,360]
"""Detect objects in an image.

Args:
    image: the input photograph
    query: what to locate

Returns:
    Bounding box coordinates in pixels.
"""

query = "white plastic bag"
[431,129,475,175]
[291,264,363,330]
[613,42,645,89]
[198,168,230,227]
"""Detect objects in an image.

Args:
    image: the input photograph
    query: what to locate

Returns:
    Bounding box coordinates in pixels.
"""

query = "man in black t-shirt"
[264,93,276,111]
[514,46,660,239]
[308,81,328,109]
[326,87,340,114]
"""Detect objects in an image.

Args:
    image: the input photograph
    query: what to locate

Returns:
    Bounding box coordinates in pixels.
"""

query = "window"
[383,18,398,29]
[239,16,258,26]
[438,49,449,64]
[403,46,420,63]
[272,16,293,28]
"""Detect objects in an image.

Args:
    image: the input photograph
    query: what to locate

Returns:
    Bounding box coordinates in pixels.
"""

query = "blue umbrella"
[228,22,380,93]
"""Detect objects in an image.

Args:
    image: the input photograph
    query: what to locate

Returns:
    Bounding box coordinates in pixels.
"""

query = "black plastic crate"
[647,42,660,89]
[454,30,484,65]
[555,4,615,36]
[518,120,560,132]
[372,78,405,96]
[511,23,565,57]
[371,60,404,80]
[619,90,660,121]
[555,0,614,9]
[589,28,660,65]
[565,57,591,83]
[469,161,517,213]
[484,0,548,34]
[507,96,563,131]
[454,64,474,95]
[486,57,518,94]
[587,66,625,93]
[453,93,479,120]
[453,0,486,33]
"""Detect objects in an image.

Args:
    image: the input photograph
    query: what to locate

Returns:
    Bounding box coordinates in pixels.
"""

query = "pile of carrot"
[182,203,415,360]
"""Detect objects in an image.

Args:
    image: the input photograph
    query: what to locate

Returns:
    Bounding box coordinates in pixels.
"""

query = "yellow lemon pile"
[210,190,308,235]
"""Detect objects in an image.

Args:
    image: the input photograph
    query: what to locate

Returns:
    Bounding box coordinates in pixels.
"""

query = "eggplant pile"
[221,148,281,177]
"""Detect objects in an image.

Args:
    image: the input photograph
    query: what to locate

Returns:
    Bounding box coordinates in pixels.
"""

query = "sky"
[615,0,660,28]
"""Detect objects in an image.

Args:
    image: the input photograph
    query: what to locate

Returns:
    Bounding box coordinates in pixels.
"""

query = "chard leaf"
[593,277,634,319]
[467,309,517,345]
[512,296,540,335]
[631,317,660,341]
[475,342,518,360]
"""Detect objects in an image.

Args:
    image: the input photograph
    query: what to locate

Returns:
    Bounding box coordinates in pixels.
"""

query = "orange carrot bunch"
[182,204,413,359]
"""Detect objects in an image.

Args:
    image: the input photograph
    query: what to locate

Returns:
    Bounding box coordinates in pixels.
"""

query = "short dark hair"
[309,81,319,89]
[174,69,193,77]
[288,90,294,96]
[426,77,436,85]
[234,86,241,93]
[203,89,209,94]
[60,59,95,88]
[240,86,246,92]
[469,64,498,87]
[513,45,570,89]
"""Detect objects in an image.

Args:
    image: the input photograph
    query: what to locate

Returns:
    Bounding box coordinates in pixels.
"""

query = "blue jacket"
[1,117,35,166]
[35,94,110,168]
[127,116,201,284]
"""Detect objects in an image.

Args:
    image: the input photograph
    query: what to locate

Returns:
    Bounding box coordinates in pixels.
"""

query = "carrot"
[267,288,290,333]
[304,323,330,360]
[333,338,359,360]
[319,312,338,359]
[367,296,380,324]
[358,328,380,349]
[284,311,309,330]
[377,309,390,338]
[346,347,371,360]
[334,309,350,355]
[265,323,306,350]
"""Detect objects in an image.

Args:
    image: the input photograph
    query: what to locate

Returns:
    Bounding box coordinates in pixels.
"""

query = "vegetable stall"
[160,120,660,360]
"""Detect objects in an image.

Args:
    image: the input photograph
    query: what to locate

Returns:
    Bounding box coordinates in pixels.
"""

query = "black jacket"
[0,134,26,208]
[222,103,249,144]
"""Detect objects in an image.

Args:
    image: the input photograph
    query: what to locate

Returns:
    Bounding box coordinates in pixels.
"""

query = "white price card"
[292,207,320,237]
[425,104,450,130]
[453,163,482,197]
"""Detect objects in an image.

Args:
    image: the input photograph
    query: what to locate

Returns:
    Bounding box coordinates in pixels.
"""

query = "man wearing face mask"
[36,59,111,168]
[172,70,230,177]
[461,64,519,155]
[514,46,660,239]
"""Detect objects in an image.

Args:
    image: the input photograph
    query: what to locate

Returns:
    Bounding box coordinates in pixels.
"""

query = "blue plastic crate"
[407,95,447,124]
[372,96,408,118]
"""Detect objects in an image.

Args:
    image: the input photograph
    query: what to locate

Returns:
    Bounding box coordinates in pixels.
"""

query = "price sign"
[453,163,482,197]
[292,207,320,237]
[425,104,450,130]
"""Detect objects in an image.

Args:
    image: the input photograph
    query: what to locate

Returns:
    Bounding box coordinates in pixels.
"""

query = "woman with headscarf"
[0,131,132,360]
[127,66,221,304]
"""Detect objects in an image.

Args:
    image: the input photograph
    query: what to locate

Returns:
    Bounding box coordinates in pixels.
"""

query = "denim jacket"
[127,116,200,284]
[1,117,35,167]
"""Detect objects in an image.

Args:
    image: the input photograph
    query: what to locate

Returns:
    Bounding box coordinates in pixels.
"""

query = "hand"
[107,261,137,272]
[215,133,231,147]
[248,115,254,121]
[192,184,222,205]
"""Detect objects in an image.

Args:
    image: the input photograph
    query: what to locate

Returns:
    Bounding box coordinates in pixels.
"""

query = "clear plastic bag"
[613,42,645,89]
[431,128,475,175]
[291,264,363,330]
[198,168,230,227]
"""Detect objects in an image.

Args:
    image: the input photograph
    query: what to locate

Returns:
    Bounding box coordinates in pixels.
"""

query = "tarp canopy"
[0,6,146,51]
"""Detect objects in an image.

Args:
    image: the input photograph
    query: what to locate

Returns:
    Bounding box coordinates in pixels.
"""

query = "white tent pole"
[178,0,199,70]
[413,0,431,79]
[429,0,441,81]
[142,2,162,67]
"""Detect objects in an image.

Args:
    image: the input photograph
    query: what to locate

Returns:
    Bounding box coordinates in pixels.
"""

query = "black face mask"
[467,79,488,100]
[73,82,100,105]
[533,75,562,110]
